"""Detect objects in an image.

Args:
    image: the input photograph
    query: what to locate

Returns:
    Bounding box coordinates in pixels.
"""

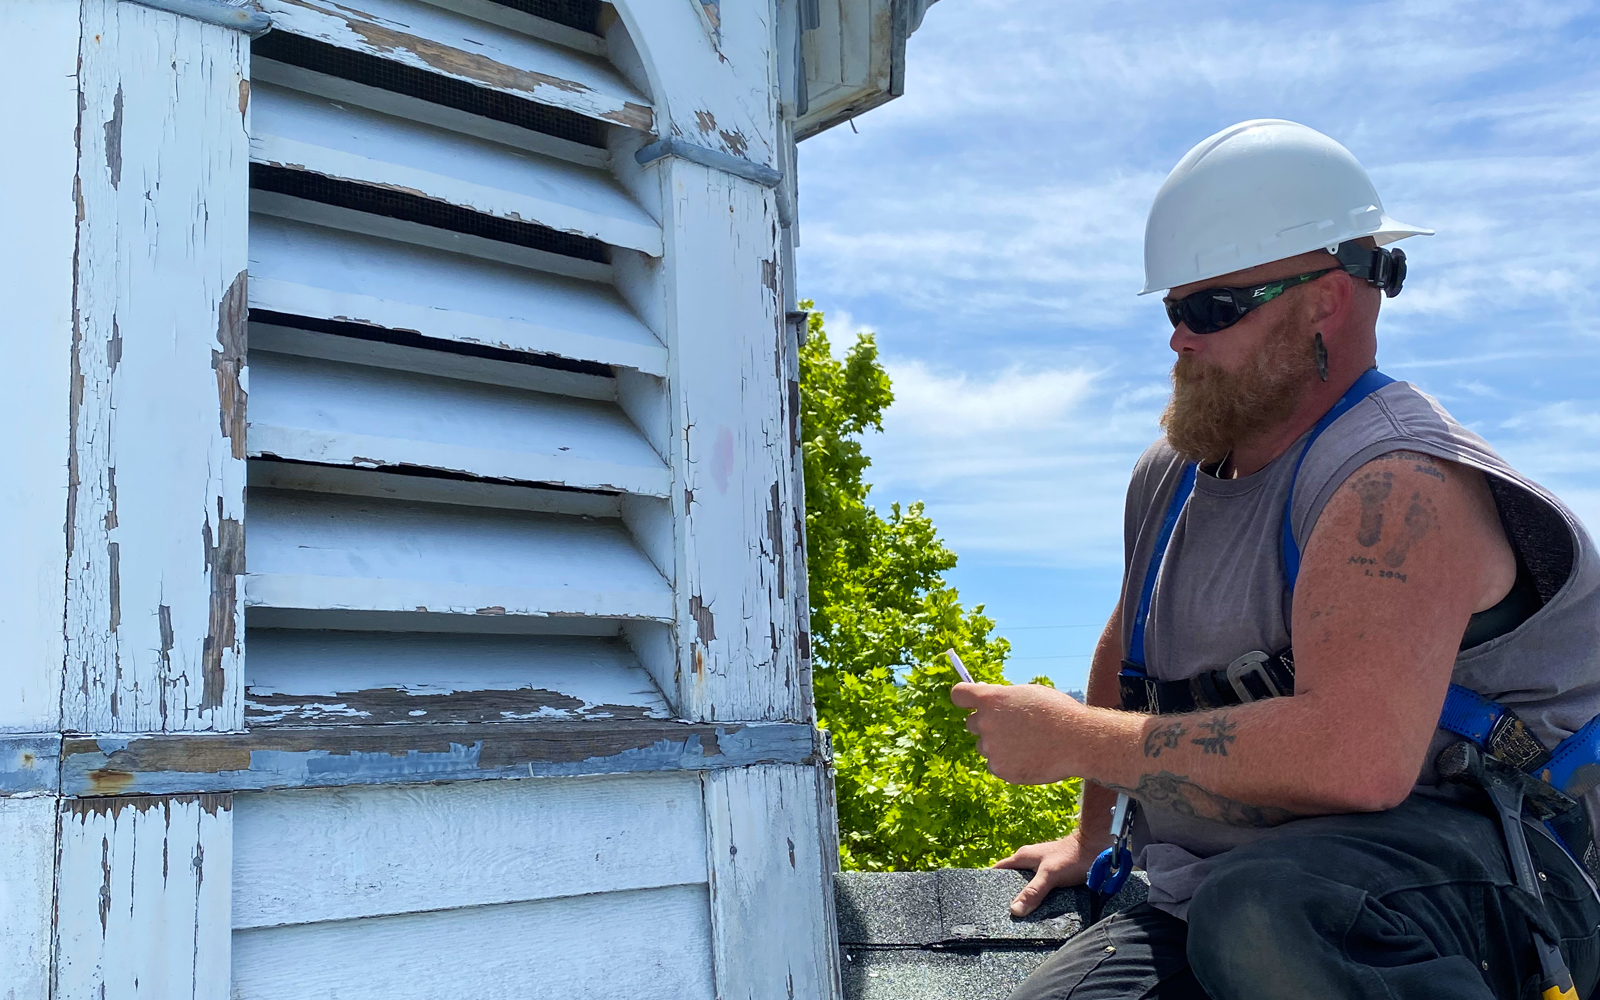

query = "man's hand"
[992,832,1100,916]
[950,682,1085,785]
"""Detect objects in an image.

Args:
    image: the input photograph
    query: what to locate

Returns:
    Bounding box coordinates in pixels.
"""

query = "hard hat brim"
[1139,221,1433,295]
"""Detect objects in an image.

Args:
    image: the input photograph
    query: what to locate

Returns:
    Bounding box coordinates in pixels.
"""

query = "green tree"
[800,302,1080,871]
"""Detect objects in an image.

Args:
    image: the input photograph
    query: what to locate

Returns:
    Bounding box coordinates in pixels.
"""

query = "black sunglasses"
[1165,244,1411,335]
[1164,269,1333,335]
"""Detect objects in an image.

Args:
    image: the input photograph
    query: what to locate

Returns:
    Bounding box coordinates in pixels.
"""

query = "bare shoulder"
[1313,449,1514,610]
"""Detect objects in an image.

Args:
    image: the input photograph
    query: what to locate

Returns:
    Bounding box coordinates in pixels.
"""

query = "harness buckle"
[1226,650,1283,704]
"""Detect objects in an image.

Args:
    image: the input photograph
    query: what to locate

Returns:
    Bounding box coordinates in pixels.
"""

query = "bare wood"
[232,884,714,1000]
[252,57,611,169]
[65,0,250,733]
[243,630,673,726]
[704,765,840,1000]
[60,719,819,796]
[232,773,705,927]
[55,793,233,1000]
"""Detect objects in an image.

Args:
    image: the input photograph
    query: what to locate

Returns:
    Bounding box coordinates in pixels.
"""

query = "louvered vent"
[245,0,671,728]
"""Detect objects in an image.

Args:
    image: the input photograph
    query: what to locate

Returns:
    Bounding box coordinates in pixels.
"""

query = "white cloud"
[856,356,1166,567]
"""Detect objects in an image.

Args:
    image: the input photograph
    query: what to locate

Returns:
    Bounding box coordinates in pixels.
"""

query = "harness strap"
[1280,368,1397,588]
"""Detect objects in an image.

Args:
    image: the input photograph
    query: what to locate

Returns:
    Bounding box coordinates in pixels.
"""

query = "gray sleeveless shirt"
[1119,379,1600,919]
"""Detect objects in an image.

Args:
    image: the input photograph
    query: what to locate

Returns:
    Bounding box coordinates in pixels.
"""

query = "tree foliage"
[799,303,1079,871]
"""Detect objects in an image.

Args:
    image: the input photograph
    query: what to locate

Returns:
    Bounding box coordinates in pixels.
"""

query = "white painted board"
[704,765,840,1000]
[251,80,662,254]
[232,884,715,999]
[0,798,55,1000]
[247,350,669,495]
[0,0,76,733]
[243,630,672,724]
[56,794,233,1000]
[232,772,704,928]
[244,488,673,620]
[655,160,803,722]
[248,212,666,373]
[65,1,249,733]
[260,0,654,130]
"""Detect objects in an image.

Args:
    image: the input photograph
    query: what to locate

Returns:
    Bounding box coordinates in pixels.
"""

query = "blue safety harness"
[1087,369,1600,900]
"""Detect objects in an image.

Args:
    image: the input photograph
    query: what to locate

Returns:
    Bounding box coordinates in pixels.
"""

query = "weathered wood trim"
[0,736,63,797]
[55,792,233,999]
[0,798,58,1000]
[66,0,251,733]
[636,137,782,189]
[704,764,841,1000]
[656,158,805,723]
[260,0,655,130]
[127,0,273,35]
[250,79,664,254]
[61,721,819,795]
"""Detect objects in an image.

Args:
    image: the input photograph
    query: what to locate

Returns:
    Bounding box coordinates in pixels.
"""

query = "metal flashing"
[636,137,783,189]
[125,0,273,35]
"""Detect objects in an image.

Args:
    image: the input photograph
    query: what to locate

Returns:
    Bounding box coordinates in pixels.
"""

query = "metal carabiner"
[1086,793,1136,901]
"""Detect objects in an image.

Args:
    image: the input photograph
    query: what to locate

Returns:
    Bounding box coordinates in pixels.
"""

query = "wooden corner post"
[0,1,252,997]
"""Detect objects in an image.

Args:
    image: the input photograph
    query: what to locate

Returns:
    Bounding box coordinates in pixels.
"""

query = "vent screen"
[488,0,603,35]
[253,31,606,149]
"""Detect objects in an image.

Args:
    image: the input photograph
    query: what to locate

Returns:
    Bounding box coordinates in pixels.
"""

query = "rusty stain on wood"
[719,129,748,157]
[695,109,718,133]
[238,77,250,118]
[214,270,248,458]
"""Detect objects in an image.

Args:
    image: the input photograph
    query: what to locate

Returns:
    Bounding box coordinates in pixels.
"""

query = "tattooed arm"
[953,449,1516,824]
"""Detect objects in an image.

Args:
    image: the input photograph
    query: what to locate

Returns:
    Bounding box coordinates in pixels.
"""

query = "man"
[951,119,1600,999]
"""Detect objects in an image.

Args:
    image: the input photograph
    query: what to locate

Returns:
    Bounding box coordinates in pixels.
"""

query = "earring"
[1314,332,1329,382]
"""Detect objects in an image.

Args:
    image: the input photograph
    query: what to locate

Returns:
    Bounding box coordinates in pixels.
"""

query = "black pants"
[1009,794,1600,999]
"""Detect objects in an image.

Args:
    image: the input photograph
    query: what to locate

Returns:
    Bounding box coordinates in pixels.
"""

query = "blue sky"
[795,0,1600,691]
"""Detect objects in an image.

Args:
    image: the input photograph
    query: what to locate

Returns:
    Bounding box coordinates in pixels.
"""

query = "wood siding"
[5,0,845,996]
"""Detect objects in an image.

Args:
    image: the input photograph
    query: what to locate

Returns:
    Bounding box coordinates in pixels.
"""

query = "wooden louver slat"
[247,351,670,496]
[248,213,667,374]
[250,81,662,256]
[259,0,654,131]
[244,489,674,621]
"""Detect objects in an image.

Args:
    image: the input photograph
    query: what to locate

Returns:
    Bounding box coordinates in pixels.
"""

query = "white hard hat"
[1141,119,1432,294]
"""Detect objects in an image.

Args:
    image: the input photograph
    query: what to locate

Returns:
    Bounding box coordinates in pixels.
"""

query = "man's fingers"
[1009,867,1058,917]
[991,851,1032,871]
[949,682,980,708]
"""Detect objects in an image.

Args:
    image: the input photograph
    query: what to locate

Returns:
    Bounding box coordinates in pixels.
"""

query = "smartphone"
[944,648,974,684]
